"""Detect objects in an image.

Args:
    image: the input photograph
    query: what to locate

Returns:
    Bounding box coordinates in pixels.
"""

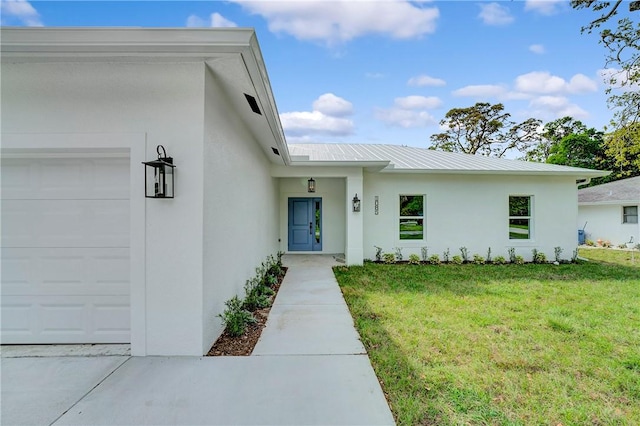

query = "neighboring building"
[1,28,607,356]
[578,176,640,246]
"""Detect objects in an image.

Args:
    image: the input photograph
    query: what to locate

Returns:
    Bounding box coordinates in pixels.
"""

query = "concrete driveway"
[1,255,394,425]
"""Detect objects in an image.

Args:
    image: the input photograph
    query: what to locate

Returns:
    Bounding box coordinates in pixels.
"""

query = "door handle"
[310,222,313,235]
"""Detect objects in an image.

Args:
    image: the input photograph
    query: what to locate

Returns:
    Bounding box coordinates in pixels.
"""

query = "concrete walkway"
[1,255,395,426]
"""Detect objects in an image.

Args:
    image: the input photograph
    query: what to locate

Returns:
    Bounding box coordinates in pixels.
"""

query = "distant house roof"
[578,176,640,204]
[288,143,608,177]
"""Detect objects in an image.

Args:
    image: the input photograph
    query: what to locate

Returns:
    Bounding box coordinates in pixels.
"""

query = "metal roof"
[578,176,640,204]
[288,143,608,177]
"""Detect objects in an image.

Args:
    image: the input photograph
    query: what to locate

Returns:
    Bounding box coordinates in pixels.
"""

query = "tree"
[523,116,588,162]
[429,102,542,158]
[602,123,640,179]
[571,1,639,130]
[547,129,605,170]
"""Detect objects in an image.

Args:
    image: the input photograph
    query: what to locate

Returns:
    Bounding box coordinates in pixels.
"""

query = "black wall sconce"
[142,145,175,198]
[307,177,316,193]
[352,193,361,212]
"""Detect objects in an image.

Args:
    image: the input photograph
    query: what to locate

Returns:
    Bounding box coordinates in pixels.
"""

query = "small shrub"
[428,254,441,265]
[443,248,450,263]
[508,247,516,263]
[532,248,539,262]
[472,254,485,265]
[451,255,463,265]
[554,246,563,263]
[618,243,628,249]
[421,246,429,262]
[585,239,596,247]
[486,247,492,264]
[408,254,421,265]
[219,296,255,337]
[459,247,469,263]
[243,278,272,311]
[493,255,507,265]
[374,246,383,262]
[514,255,525,265]
[383,253,396,264]
[394,247,403,261]
[534,251,547,264]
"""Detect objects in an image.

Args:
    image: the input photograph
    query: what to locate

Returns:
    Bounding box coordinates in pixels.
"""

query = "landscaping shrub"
[493,255,507,265]
[219,296,255,337]
[451,255,463,265]
[408,254,420,265]
[472,254,485,264]
[383,253,396,264]
[428,254,441,265]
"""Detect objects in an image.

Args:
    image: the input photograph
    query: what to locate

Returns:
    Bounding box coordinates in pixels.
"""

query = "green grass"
[334,254,640,425]
[580,247,640,268]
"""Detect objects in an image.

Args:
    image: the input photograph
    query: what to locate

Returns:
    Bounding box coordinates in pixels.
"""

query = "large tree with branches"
[571,1,639,130]
[429,102,541,158]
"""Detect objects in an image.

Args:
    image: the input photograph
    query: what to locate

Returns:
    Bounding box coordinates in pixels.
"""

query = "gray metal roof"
[578,176,640,204]
[288,143,608,177]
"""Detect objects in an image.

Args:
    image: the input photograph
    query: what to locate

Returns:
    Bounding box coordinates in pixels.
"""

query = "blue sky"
[1,0,629,149]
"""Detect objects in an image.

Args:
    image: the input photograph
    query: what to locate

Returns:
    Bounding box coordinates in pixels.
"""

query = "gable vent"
[271,147,280,156]
[244,93,262,115]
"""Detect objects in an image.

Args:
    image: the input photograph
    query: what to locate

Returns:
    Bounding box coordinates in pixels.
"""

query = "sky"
[1,0,632,149]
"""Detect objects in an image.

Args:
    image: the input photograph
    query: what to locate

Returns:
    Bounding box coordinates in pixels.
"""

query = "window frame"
[398,194,425,242]
[508,195,533,240]
[622,205,638,224]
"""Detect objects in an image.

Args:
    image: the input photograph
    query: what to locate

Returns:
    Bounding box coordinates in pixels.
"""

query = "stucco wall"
[2,61,207,355]
[363,173,580,262]
[278,177,346,254]
[578,204,639,246]
[202,66,279,354]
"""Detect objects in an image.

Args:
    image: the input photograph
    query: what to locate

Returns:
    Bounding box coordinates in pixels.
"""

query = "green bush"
[219,296,255,337]
[514,255,525,265]
[383,253,396,264]
[493,255,507,265]
[534,251,547,264]
[451,255,463,265]
[428,254,441,265]
[472,254,485,264]
[408,254,421,265]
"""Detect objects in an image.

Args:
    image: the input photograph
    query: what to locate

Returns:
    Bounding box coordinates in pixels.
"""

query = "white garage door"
[1,155,131,343]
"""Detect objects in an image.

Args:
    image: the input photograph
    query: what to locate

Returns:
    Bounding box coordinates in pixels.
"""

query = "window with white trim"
[399,195,424,240]
[509,196,532,239]
[623,206,638,224]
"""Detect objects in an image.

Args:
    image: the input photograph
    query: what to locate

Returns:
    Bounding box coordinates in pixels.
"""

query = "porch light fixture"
[142,145,175,198]
[307,178,316,193]
[352,193,361,212]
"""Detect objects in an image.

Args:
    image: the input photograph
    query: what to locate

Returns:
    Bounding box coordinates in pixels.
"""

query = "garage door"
[1,155,131,343]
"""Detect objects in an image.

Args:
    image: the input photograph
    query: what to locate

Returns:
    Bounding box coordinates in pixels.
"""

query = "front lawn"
[334,253,640,425]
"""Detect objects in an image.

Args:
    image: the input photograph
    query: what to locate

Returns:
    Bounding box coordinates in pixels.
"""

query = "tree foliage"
[602,123,640,179]
[571,1,639,130]
[547,129,605,170]
[429,102,541,158]
[523,116,588,162]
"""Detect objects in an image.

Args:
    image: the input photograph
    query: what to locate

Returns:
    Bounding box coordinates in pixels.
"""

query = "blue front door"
[288,198,322,251]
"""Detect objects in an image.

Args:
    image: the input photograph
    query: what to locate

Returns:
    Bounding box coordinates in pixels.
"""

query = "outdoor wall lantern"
[142,145,175,198]
[352,193,361,212]
[307,177,316,193]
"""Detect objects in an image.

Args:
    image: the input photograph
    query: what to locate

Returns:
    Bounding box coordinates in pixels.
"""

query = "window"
[623,206,638,224]
[509,196,532,239]
[399,195,424,240]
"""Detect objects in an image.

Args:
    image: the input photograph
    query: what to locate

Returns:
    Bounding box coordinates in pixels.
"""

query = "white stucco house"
[1,28,607,356]
[578,176,640,246]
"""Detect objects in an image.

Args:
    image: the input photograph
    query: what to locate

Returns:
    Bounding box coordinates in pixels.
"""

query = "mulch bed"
[206,267,287,356]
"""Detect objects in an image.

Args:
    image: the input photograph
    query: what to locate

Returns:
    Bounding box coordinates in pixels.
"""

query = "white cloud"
[529,44,545,54]
[407,74,446,87]
[0,0,42,26]
[514,71,597,95]
[394,95,442,110]
[232,0,439,44]
[453,84,508,98]
[528,96,589,119]
[281,111,354,136]
[524,0,564,15]
[186,12,237,28]
[374,108,437,128]
[374,95,441,128]
[280,93,354,137]
[478,2,514,26]
[312,93,353,117]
